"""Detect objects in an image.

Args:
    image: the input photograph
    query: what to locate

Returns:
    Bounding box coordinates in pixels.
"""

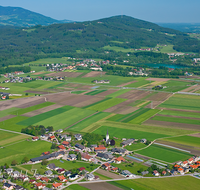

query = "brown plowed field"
[146,78,170,82]
[73,97,104,107]
[156,140,200,156]
[96,169,124,179]
[17,98,46,108]
[144,120,200,131]
[76,85,92,90]
[118,90,150,100]
[180,85,198,92]
[103,99,134,113]
[66,83,81,87]
[117,81,136,87]
[82,71,106,77]
[60,95,93,106]
[0,96,43,111]
[145,101,163,108]
[147,92,171,101]
[95,89,118,97]
[81,182,123,190]
[0,115,16,122]
[188,133,200,138]
[116,106,139,114]
[24,90,49,94]
[32,71,45,75]
[21,104,63,117]
[46,72,82,77]
[45,92,72,103]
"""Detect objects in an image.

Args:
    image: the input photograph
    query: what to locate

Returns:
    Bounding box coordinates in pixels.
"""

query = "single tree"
[41,159,48,166]
[11,160,18,166]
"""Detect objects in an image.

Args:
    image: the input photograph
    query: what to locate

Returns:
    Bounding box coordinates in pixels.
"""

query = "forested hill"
[0,6,71,27]
[0,15,200,67]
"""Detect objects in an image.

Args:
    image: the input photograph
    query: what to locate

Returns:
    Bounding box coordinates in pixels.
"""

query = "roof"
[115,156,125,162]
[81,153,91,160]
[62,141,70,146]
[58,145,65,150]
[178,168,184,171]
[32,136,39,139]
[58,175,66,180]
[40,177,49,182]
[183,161,188,164]
[53,183,62,188]
[75,143,84,150]
[121,138,135,145]
[35,183,45,187]
[49,136,55,139]
[112,167,118,171]
[103,163,110,167]
[78,167,86,171]
[95,147,106,151]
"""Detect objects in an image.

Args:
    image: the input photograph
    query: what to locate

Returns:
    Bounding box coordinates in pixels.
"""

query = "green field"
[161,135,200,148]
[67,185,89,190]
[152,115,200,125]
[106,114,125,122]
[85,90,107,95]
[10,102,54,115]
[32,107,95,130]
[125,143,147,151]
[0,107,21,118]
[71,91,87,94]
[86,98,126,112]
[92,126,169,141]
[103,45,134,52]
[0,140,51,165]
[106,89,132,98]
[157,44,178,53]
[125,80,150,87]
[69,112,111,131]
[137,144,193,163]
[108,176,200,190]
[159,94,200,110]
[159,109,200,119]
[18,105,74,126]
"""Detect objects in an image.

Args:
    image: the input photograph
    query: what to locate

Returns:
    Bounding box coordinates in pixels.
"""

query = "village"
[1,128,200,190]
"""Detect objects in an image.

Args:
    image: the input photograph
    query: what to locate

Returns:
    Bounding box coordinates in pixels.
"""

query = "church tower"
[106,129,109,142]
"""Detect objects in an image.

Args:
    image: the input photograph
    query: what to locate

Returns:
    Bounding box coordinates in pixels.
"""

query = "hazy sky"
[1,0,199,23]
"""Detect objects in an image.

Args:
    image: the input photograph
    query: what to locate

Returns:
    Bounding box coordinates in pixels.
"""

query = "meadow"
[159,94,200,111]
[103,45,134,52]
[86,98,126,112]
[106,89,132,98]
[108,176,200,190]
[136,144,193,163]
[125,79,150,88]
[92,125,170,141]
[0,107,21,118]
[69,112,111,131]
[0,140,51,166]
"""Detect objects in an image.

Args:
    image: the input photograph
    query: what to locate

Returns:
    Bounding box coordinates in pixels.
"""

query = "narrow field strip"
[83,97,111,109]
[85,90,107,96]
[0,107,21,118]
[106,89,131,98]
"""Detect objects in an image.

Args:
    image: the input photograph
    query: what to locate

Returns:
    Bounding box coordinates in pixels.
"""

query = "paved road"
[0,128,33,137]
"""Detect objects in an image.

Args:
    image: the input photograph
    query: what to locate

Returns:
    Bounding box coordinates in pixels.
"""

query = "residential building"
[85,173,95,181]
[69,154,77,160]
[121,170,134,177]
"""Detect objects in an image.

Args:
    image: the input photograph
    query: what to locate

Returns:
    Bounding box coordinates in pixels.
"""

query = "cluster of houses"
[129,68,148,76]
[1,76,33,84]
[92,80,110,84]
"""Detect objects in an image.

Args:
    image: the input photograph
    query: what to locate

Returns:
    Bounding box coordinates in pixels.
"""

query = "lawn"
[69,112,111,131]
[159,94,200,111]
[0,140,51,166]
[162,135,200,148]
[18,105,74,126]
[92,126,169,141]
[106,89,132,98]
[159,109,200,119]
[33,107,95,130]
[108,176,200,190]
[10,102,54,115]
[151,115,200,125]
[136,144,193,163]
[86,98,126,112]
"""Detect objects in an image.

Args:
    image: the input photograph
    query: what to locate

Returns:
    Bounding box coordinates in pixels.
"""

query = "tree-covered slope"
[0,6,71,27]
[0,15,200,67]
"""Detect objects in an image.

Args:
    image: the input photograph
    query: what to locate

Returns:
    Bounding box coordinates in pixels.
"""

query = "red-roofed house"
[178,168,184,174]
[162,171,167,175]
[81,153,92,162]
[188,158,194,164]
[32,136,39,141]
[57,168,65,174]
[111,167,118,172]
[94,146,106,152]
[49,136,56,141]
[78,167,85,172]
[153,170,160,176]
[181,161,188,167]
[102,163,111,170]
[53,183,62,189]
[58,175,67,182]
[40,177,49,183]
[62,141,70,146]
[57,145,66,150]
[114,156,125,164]
[35,183,45,189]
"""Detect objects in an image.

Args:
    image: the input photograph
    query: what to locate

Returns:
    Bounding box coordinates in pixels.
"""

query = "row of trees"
[21,125,54,136]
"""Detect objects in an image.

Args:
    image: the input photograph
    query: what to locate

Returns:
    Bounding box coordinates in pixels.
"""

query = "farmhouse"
[62,141,70,146]
[102,163,111,170]
[69,173,79,180]
[32,136,39,141]
[121,170,134,177]
[121,138,135,147]
[153,170,160,176]
[3,183,14,190]
[111,148,127,155]
[35,183,46,189]
[114,156,125,164]
[68,154,77,161]
[74,134,82,141]
[94,145,106,152]
[53,183,62,189]
[85,173,95,180]
[81,153,92,161]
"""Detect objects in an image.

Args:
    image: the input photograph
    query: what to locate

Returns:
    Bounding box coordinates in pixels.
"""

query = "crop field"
[159,94,200,111]
[71,91,87,94]
[157,44,178,53]
[151,115,200,125]
[92,125,169,141]
[129,109,160,124]
[85,90,107,96]
[0,107,20,118]
[18,105,74,126]
[106,89,132,98]
[0,140,51,166]
[103,45,134,52]
[0,131,28,146]
[10,102,54,115]
[86,98,126,112]
[67,185,89,190]
[125,80,150,88]
[30,107,95,130]
[69,112,111,131]
[108,176,200,190]
[106,114,125,122]
[159,109,200,118]
[161,135,200,148]
[136,144,193,163]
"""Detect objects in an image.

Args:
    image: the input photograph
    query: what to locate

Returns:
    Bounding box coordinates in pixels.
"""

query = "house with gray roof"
[121,138,135,147]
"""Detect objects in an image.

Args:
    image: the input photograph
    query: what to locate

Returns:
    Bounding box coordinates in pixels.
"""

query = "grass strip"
[83,97,111,109]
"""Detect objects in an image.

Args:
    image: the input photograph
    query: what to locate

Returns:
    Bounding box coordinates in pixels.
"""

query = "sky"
[1,0,200,23]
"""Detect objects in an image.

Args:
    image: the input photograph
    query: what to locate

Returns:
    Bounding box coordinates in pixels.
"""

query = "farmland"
[136,144,193,163]
[108,176,200,190]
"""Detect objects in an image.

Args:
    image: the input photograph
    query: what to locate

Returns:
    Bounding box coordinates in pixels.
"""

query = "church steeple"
[106,129,109,142]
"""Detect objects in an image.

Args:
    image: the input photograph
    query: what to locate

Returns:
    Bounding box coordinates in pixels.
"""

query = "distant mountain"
[0,6,72,27]
[0,15,199,67]
[157,23,200,33]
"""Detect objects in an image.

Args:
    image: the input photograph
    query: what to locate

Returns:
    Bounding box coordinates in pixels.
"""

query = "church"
[106,130,115,146]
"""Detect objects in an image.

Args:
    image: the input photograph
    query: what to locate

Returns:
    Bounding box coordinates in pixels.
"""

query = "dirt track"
[17,98,46,108]
[81,182,123,190]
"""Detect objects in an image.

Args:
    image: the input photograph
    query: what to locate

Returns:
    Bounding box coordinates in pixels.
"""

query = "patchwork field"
[136,144,193,163]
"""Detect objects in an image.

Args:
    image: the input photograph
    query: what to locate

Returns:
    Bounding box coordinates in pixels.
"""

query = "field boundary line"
[154,92,174,109]
[0,128,33,137]
[141,109,163,124]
